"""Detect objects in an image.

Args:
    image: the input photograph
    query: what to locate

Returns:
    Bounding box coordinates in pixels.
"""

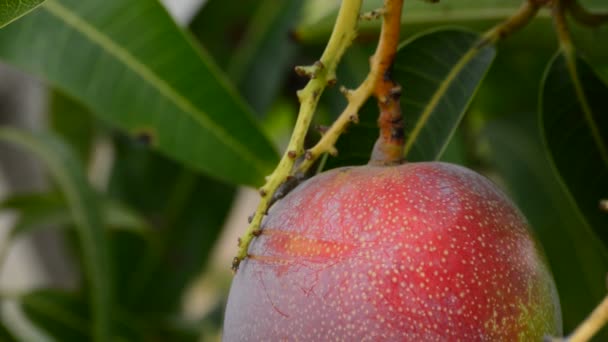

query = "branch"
[567,0,608,28]
[232,0,363,272]
[295,0,406,173]
[481,0,544,45]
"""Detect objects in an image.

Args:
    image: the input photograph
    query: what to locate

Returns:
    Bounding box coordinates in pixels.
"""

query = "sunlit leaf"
[0,0,44,28]
[0,0,278,186]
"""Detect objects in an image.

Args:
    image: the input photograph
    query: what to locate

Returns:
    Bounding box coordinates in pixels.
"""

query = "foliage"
[0,0,606,340]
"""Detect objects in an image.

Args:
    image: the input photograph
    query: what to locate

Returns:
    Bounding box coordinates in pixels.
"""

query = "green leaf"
[188,0,261,70]
[190,0,301,116]
[326,29,495,168]
[540,52,608,246]
[482,115,608,337]
[0,0,278,186]
[398,29,495,161]
[0,129,111,342]
[0,192,150,237]
[0,0,44,28]
[225,0,302,115]
[0,320,17,342]
[49,90,95,163]
[108,142,235,313]
[19,289,143,341]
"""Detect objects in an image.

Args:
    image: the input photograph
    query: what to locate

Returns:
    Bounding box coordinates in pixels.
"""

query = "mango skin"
[224,162,562,341]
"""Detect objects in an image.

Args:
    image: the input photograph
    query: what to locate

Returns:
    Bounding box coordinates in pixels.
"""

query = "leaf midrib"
[563,51,608,166]
[42,0,270,176]
[400,39,488,158]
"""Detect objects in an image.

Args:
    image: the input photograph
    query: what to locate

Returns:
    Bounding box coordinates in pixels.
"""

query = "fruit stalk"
[296,0,406,172]
[369,0,405,165]
[232,0,363,271]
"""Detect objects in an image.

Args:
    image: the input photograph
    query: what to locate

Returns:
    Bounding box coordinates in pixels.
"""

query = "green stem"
[232,0,364,271]
[481,0,543,45]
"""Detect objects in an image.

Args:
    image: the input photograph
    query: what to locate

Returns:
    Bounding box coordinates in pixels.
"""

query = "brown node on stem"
[231,257,241,272]
[316,124,329,135]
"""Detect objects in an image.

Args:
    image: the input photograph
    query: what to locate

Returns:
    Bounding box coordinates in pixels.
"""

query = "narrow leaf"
[0,192,150,237]
[19,289,143,341]
[225,0,302,115]
[399,29,495,161]
[108,143,235,313]
[540,52,608,245]
[0,0,278,186]
[0,0,44,28]
[0,128,111,342]
[190,0,301,116]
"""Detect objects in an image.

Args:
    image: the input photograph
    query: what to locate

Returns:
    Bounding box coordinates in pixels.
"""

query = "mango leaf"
[49,90,95,163]
[326,29,495,168]
[0,321,17,342]
[19,289,143,341]
[225,0,301,115]
[188,0,261,70]
[0,192,150,237]
[0,128,111,342]
[0,0,44,28]
[190,0,301,116]
[108,141,235,313]
[540,52,608,246]
[0,0,278,186]
[482,115,608,337]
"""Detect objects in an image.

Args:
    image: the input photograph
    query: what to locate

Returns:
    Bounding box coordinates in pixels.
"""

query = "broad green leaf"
[326,29,495,168]
[108,142,235,313]
[0,0,44,28]
[19,289,143,341]
[0,0,278,186]
[482,115,608,337]
[0,192,150,237]
[540,52,608,246]
[0,128,111,342]
[398,29,495,161]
